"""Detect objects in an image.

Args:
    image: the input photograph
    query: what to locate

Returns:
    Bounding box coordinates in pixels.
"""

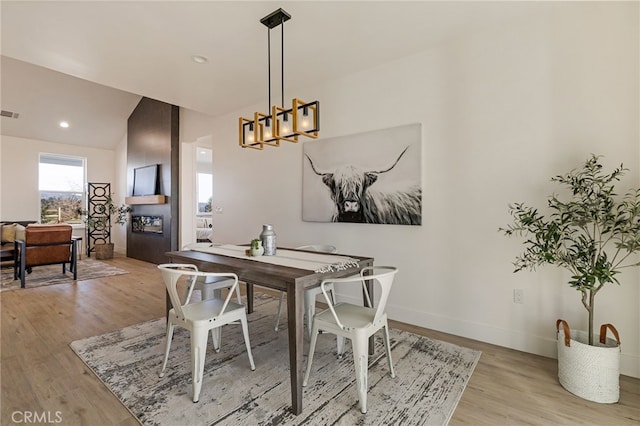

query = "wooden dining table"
[165,246,374,415]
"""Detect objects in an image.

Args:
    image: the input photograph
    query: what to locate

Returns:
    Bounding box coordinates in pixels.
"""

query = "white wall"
[0,135,123,250]
[179,140,196,247]
[179,3,639,377]
[112,133,128,253]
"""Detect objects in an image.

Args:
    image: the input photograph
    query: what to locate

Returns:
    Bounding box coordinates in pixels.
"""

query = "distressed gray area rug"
[70,295,480,425]
[0,258,128,291]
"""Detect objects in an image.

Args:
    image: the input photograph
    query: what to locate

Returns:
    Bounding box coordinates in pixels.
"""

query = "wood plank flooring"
[1,255,638,425]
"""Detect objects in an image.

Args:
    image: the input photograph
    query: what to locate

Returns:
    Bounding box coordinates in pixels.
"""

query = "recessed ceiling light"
[59,121,69,128]
[191,55,208,64]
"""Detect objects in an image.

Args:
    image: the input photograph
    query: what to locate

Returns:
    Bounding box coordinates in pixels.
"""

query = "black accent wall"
[126,97,179,264]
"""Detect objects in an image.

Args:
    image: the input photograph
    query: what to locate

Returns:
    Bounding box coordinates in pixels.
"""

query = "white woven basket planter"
[556,319,620,404]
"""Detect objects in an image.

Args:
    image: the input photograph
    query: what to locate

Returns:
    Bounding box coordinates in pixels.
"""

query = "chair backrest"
[296,244,337,254]
[321,266,398,330]
[361,266,397,325]
[24,224,73,265]
[158,263,239,320]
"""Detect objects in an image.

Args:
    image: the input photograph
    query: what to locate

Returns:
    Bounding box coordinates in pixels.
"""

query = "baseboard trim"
[337,293,639,378]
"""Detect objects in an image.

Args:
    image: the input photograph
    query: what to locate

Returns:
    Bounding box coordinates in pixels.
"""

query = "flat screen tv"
[132,164,159,196]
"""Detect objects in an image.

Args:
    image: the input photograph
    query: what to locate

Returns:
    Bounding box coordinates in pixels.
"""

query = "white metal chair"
[303,266,398,414]
[157,263,256,403]
[274,244,337,334]
[181,243,241,305]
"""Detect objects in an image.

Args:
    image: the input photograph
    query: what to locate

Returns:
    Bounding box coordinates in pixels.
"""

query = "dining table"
[165,244,374,415]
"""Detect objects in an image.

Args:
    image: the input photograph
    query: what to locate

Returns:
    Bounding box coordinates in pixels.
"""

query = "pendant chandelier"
[239,8,320,150]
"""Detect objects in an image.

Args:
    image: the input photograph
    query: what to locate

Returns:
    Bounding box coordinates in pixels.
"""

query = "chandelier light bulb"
[281,112,290,134]
[264,119,272,138]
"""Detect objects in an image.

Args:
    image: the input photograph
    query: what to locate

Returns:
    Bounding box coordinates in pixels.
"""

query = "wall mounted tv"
[132,164,160,196]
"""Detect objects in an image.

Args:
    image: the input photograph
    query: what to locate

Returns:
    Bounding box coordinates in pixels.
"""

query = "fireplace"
[132,215,163,234]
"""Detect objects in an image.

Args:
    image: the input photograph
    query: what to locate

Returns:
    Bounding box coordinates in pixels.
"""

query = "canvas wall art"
[303,123,422,225]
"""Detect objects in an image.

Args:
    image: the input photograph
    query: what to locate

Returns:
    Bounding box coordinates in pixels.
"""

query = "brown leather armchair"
[14,224,78,288]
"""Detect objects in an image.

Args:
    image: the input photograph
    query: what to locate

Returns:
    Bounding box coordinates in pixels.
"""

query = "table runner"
[188,244,359,273]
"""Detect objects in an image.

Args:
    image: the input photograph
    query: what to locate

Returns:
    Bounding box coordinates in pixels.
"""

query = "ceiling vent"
[1,110,20,119]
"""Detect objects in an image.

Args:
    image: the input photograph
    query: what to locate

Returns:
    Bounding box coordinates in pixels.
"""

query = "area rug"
[0,258,129,291]
[70,296,481,425]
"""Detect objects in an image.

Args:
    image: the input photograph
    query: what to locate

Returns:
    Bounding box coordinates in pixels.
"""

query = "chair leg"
[382,323,395,378]
[303,286,335,338]
[326,287,343,357]
[210,327,221,353]
[20,261,26,288]
[71,240,77,279]
[336,336,346,359]
[352,335,369,414]
[159,321,175,378]
[303,322,320,387]
[240,315,256,371]
[274,291,285,331]
[13,253,18,280]
[191,327,209,403]
[304,291,316,338]
[234,283,242,304]
[201,284,214,300]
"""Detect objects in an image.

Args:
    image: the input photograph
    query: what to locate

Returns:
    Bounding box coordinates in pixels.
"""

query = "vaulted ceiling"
[1,1,551,149]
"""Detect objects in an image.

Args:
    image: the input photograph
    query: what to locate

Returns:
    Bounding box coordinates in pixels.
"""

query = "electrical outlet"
[514,289,524,304]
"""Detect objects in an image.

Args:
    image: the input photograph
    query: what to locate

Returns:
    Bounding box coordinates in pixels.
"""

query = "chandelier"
[239,8,320,150]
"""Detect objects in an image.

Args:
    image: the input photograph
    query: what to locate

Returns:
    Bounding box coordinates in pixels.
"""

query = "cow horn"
[372,146,410,174]
[305,154,329,176]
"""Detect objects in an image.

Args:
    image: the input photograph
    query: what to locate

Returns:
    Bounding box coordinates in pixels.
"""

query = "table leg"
[286,281,304,415]
[246,282,254,313]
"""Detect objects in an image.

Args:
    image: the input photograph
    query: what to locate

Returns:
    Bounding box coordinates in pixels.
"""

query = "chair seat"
[171,299,245,323]
[315,303,377,330]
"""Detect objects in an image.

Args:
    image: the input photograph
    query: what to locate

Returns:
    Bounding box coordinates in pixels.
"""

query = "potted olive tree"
[500,154,640,403]
[81,194,131,259]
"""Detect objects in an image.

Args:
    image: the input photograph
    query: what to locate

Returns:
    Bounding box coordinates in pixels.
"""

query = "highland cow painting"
[303,123,422,225]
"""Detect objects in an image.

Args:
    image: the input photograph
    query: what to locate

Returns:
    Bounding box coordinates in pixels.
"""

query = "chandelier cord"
[281,16,285,108]
[267,27,271,114]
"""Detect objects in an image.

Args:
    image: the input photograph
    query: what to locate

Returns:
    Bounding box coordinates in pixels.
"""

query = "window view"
[196,148,213,214]
[197,173,213,213]
[39,153,86,224]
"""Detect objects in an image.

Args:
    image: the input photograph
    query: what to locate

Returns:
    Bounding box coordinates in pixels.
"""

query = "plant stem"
[588,290,595,345]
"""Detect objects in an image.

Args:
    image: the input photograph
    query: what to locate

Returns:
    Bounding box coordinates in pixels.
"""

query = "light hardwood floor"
[1,255,638,425]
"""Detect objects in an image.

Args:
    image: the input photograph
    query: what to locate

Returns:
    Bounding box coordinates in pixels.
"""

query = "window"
[196,148,213,214]
[197,172,213,213]
[39,153,86,224]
